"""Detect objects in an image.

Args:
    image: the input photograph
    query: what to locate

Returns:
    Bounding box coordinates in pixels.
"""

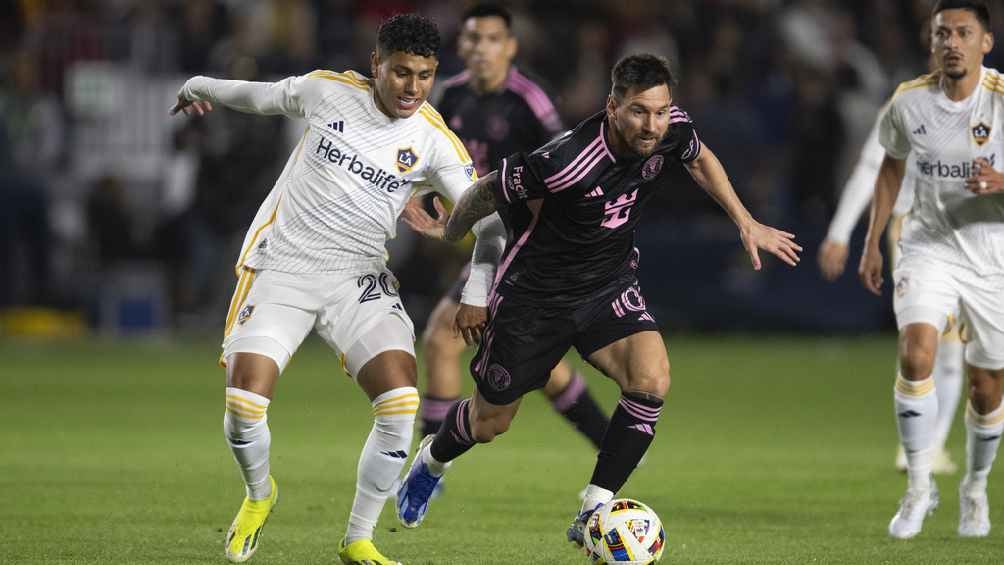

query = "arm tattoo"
[444,171,499,241]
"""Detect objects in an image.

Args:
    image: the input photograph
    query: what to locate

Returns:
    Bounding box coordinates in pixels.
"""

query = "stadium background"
[4,2,1004,564]
[5,0,1004,336]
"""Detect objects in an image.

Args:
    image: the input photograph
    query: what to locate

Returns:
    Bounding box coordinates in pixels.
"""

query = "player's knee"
[470,414,511,443]
[627,361,670,398]
[899,344,936,380]
[226,352,279,397]
[967,368,1002,406]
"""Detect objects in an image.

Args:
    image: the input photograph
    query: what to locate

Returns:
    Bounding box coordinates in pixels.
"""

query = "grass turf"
[1,335,1002,564]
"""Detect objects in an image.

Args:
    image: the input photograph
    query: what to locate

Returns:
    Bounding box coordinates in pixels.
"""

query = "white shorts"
[893,254,1004,370]
[221,266,415,375]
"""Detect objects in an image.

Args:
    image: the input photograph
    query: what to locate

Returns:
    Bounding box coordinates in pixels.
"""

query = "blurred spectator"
[0,49,64,306]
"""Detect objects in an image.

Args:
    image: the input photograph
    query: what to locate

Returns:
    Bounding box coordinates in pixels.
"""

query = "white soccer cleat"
[958,481,991,538]
[888,481,939,539]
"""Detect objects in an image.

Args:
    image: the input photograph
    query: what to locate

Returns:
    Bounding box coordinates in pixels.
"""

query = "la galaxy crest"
[396,147,419,173]
[238,304,255,325]
[973,122,991,146]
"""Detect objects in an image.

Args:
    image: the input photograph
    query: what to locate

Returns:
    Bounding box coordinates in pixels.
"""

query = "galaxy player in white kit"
[171,14,504,565]
[859,0,1004,540]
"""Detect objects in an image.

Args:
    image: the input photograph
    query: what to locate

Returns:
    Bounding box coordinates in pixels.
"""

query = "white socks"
[963,399,1004,492]
[224,387,273,500]
[894,374,939,489]
[932,339,964,447]
[345,387,419,544]
[580,484,614,515]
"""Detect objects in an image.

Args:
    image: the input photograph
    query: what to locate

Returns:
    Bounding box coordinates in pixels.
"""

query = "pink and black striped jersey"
[490,108,701,305]
[437,67,564,178]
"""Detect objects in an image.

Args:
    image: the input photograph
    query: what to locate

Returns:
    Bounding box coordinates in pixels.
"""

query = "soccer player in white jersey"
[859,0,1004,539]
[820,112,964,475]
[170,14,504,564]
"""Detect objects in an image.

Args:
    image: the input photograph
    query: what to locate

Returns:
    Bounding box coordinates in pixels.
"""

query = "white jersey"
[181,70,477,275]
[879,67,1004,274]
[826,117,915,244]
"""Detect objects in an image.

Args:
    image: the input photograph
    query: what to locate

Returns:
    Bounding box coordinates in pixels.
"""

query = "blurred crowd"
[2,0,1002,333]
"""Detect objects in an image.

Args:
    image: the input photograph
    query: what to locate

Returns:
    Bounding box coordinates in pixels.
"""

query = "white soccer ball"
[583,498,666,564]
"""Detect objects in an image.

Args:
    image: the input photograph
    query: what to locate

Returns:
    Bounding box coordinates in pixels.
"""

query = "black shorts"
[469,281,659,405]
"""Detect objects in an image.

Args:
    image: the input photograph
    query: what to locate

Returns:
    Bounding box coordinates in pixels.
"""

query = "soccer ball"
[583,498,666,564]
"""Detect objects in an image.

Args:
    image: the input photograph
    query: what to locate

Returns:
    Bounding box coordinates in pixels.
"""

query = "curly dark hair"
[376,13,441,58]
[610,54,676,99]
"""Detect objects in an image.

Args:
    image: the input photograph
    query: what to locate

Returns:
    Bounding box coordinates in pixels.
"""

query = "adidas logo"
[327,120,345,133]
[898,410,922,418]
[585,186,605,198]
[381,450,408,459]
[913,124,927,135]
[628,423,654,435]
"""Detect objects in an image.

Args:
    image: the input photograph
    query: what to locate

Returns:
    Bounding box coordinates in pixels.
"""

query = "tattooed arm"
[444,171,499,241]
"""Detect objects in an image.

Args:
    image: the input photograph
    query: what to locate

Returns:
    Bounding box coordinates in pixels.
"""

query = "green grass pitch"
[2,335,1003,564]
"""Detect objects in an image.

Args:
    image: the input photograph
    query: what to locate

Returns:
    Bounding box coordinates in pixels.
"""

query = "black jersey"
[437,67,564,176]
[491,108,702,306]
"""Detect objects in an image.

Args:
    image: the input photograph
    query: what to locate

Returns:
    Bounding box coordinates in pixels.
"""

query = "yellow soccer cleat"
[338,538,402,565]
[225,476,278,563]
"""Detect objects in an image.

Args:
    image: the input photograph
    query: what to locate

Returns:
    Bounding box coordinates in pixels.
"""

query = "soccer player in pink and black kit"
[419,3,609,454]
[396,53,801,550]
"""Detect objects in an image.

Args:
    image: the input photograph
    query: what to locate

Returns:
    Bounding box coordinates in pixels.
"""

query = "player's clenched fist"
[858,245,884,296]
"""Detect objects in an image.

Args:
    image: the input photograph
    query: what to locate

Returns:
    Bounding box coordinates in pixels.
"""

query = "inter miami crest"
[973,122,992,146]
[641,155,664,180]
[396,147,419,173]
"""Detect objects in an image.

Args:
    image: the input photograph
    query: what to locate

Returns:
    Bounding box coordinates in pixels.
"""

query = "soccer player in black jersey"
[418,3,610,454]
[397,54,801,547]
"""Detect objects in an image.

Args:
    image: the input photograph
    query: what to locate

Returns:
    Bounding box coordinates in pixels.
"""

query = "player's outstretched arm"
[684,143,802,270]
[858,154,905,296]
[170,76,305,118]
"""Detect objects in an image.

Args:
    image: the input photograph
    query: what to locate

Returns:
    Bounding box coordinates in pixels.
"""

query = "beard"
[944,65,967,80]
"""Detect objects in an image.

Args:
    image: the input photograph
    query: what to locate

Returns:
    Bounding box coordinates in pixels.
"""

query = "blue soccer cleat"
[566,502,602,548]
[396,435,443,528]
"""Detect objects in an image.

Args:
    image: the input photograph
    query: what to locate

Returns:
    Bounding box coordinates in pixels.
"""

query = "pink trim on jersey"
[550,144,606,192]
[599,121,616,163]
[441,70,471,88]
[544,135,602,187]
[500,157,511,203]
[546,136,606,192]
[507,69,560,130]
[489,199,542,297]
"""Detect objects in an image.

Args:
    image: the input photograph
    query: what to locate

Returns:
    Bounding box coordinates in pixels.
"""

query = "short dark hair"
[610,54,676,99]
[376,13,441,58]
[462,3,513,30]
[932,0,991,30]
